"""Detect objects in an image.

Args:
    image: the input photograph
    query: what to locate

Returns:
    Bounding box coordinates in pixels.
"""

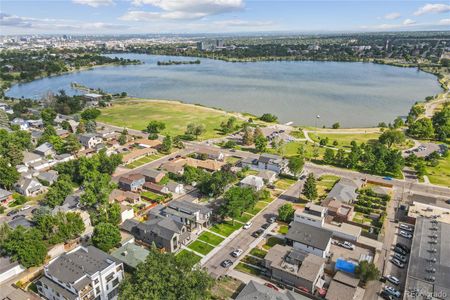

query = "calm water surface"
[7,54,442,127]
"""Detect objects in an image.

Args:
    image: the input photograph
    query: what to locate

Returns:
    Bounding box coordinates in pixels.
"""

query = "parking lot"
[329,239,373,265]
[379,222,414,299]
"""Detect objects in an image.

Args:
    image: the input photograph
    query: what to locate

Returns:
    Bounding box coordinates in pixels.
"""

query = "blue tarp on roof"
[335,258,357,274]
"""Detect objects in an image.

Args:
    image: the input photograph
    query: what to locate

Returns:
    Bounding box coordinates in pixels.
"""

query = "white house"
[120,205,134,224]
[0,257,25,285]
[294,203,328,228]
[10,118,29,130]
[78,133,103,149]
[240,175,265,191]
[15,177,45,197]
[286,222,332,259]
[36,246,124,300]
[166,181,185,194]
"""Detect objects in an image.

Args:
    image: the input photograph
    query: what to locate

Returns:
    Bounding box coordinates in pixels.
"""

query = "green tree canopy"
[278,203,295,223]
[146,121,166,134]
[92,222,121,252]
[355,261,380,285]
[302,173,318,201]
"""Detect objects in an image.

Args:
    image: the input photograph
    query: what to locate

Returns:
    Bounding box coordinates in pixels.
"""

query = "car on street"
[383,176,393,181]
[396,243,410,253]
[243,222,252,229]
[231,249,243,258]
[391,258,405,268]
[385,275,400,285]
[251,229,264,238]
[12,214,25,220]
[31,208,38,214]
[384,286,401,298]
[20,205,31,211]
[399,224,413,232]
[264,283,279,291]
[380,291,395,300]
[261,223,270,229]
[221,259,233,268]
[393,246,407,256]
[399,230,413,239]
[393,252,407,263]
[7,209,19,217]
[268,216,277,223]
[339,241,355,250]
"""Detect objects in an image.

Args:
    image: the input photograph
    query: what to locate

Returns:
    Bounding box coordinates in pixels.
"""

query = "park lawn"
[99,100,239,140]
[426,155,450,187]
[274,178,296,190]
[273,141,325,159]
[309,132,381,148]
[263,237,285,250]
[245,201,268,216]
[235,263,261,276]
[210,221,242,237]
[125,153,164,169]
[197,231,225,246]
[176,249,202,264]
[249,248,268,259]
[187,240,215,256]
[290,130,305,139]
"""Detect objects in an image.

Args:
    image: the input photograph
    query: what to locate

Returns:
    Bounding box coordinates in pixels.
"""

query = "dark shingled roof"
[286,222,332,251]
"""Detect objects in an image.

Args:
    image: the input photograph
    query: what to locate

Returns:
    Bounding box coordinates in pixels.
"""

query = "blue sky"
[1,0,449,34]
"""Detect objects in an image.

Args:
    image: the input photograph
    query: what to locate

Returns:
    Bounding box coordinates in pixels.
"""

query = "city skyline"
[1,0,450,35]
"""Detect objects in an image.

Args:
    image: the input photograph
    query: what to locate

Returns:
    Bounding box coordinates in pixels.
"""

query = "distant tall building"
[216,39,224,48]
[196,41,205,51]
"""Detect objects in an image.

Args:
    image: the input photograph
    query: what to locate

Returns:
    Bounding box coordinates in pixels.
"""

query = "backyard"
[316,175,340,201]
[99,99,240,140]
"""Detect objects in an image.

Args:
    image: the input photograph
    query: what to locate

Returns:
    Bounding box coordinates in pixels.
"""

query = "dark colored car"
[396,242,410,253]
[380,291,395,300]
[7,209,19,217]
[12,214,25,220]
[251,229,264,238]
[261,223,270,229]
[393,246,407,256]
[221,259,233,268]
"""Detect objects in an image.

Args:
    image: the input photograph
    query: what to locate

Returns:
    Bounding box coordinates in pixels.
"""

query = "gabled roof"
[0,188,12,199]
[236,280,310,300]
[140,168,165,179]
[240,175,264,187]
[110,243,149,269]
[35,142,54,154]
[286,222,332,251]
[136,216,185,240]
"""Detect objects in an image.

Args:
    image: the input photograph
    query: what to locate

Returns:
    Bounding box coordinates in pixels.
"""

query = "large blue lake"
[7,53,442,127]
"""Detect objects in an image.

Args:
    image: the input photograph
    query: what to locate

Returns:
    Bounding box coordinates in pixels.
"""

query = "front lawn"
[263,237,285,250]
[245,201,268,216]
[278,225,289,234]
[235,212,253,223]
[235,263,261,276]
[249,248,268,259]
[274,178,296,190]
[187,240,215,256]
[197,231,225,246]
[125,153,164,169]
[176,249,202,264]
[210,221,242,237]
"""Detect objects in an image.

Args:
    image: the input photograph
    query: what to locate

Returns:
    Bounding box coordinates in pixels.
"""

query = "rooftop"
[110,242,149,269]
[286,222,332,251]
[235,280,310,300]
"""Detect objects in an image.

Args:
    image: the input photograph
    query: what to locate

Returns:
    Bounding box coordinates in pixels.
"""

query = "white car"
[399,230,413,239]
[385,275,400,285]
[341,241,355,250]
[20,205,31,211]
[384,286,401,298]
[243,222,252,229]
[391,258,405,268]
[393,252,407,263]
[399,224,413,232]
[231,249,243,258]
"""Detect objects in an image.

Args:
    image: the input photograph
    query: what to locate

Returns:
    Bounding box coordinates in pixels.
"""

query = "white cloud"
[414,3,450,16]
[439,18,450,25]
[72,0,114,8]
[383,12,401,20]
[123,0,244,20]
[214,19,274,27]
[403,19,416,25]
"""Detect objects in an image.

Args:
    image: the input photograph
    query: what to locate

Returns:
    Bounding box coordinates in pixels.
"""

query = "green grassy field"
[309,132,381,148]
[210,221,242,237]
[274,178,296,190]
[249,248,268,259]
[316,175,340,200]
[187,240,215,255]
[176,249,203,264]
[125,153,164,169]
[427,155,450,187]
[245,201,268,216]
[197,231,225,246]
[99,100,239,140]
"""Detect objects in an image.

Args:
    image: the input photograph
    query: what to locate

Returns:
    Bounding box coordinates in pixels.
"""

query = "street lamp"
[315,114,320,129]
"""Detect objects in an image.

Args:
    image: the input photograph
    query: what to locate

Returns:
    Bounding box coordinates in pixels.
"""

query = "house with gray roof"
[140,168,166,183]
[324,178,361,204]
[286,222,332,258]
[258,170,278,184]
[160,199,212,232]
[8,216,35,229]
[15,177,45,197]
[34,142,55,157]
[78,133,102,149]
[22,151,42,167]
[0,256,25,285]
[258,153,288,174]
[110,242,149,270]
[235,280,310,300]
[121,216,189,253]
[240,175,265,191]
[37,170,59,185]
[264,244,325,294]
[36,246,124,300]
[0,188,13,207]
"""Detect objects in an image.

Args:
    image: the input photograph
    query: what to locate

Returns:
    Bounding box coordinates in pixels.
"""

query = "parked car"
[393,252,407,263]
[383,177,393,181]
[20,205,31,211]
[380,291,395,300]
[391,258,405,268]
[399,224,413,232]
[231,249,244,258]
[399,230,413,239]
[340,241,355,250]
[243,222,252,229]
[221,259,233,268]
[396,242,410,253]
[393,246,407,256]
[31,208,38,214]
[384,286,401,298]
[261,223,270,229]
[7,209,19,217]
[268,216,277,223]
[251,229,264,238]
[264,283,279,291]
[12,214,25,220]
[385,275,400,286]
